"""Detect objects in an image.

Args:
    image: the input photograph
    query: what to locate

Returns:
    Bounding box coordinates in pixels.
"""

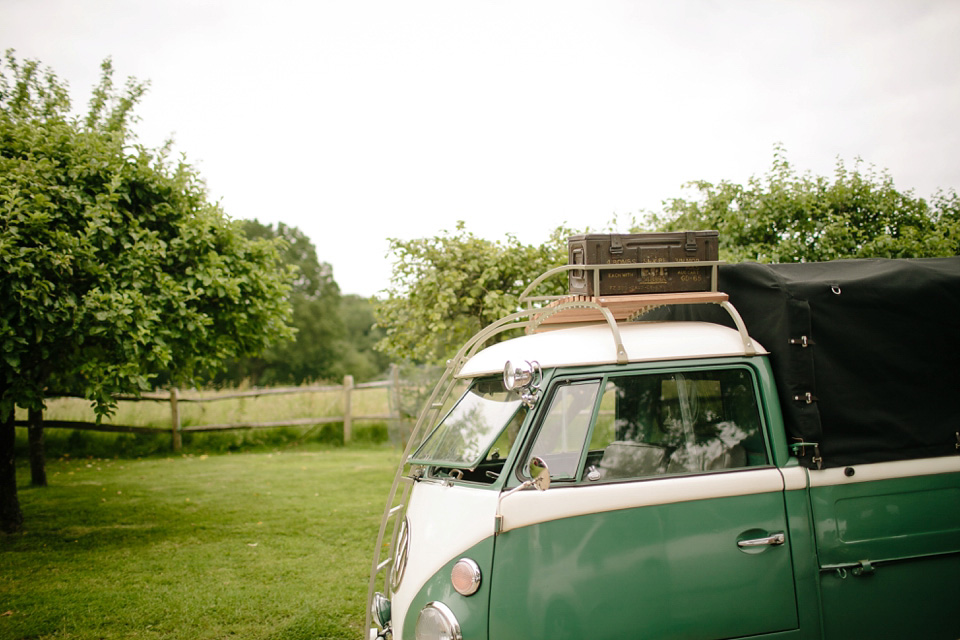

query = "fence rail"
[14,369,404,451]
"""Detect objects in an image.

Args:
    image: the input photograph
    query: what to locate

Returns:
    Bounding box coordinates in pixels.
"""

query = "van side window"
[585,369,767,482]
[529,380,602,480]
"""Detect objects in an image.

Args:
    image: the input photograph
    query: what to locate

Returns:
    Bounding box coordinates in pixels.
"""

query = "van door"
[490,367,799,640]
[810,459,960,638]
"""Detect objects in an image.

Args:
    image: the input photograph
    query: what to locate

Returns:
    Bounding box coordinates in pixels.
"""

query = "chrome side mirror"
[495,456,551,534]
[503,360,541,408]
[528,456,550,491]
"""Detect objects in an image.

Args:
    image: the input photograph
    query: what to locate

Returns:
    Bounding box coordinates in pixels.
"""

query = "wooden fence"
[15,368,404,452]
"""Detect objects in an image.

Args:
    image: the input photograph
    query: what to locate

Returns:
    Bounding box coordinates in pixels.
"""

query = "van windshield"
[409,376,525,470]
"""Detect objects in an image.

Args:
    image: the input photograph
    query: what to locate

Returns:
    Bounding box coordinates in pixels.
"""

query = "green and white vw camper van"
[366,252,960,640]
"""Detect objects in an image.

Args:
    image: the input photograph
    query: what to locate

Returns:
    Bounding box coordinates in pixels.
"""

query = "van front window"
[410,377,526,470]
[529,380,602,479]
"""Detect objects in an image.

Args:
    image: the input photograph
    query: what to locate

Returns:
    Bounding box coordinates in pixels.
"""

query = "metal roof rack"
[519,261,756,357]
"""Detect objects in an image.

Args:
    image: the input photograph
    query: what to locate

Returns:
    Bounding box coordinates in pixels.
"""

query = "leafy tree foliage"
[374,149,958,368]
[0,52,294,532]
[339,294,391,381]
[238,219,337,300]
[375,222,569,363]
[219,221,389,385]
[217,220,343,385]
[651,146,960,261]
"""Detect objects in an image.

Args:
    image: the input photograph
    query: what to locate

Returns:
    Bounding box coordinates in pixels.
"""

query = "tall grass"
[1,445,401,640]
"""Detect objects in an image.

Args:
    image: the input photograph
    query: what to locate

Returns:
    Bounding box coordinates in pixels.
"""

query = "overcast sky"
[3,0,959,296]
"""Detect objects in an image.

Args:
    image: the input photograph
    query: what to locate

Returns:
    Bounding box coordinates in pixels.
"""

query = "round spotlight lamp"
[503,360,540,391]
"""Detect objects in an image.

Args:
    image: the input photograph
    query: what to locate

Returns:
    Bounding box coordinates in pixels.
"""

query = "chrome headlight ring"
[371,592,392,631]
[415,601,462,640]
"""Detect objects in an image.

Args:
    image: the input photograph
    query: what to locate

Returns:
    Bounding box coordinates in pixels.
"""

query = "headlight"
[415,601,462,640]
[371,592,391,630]
[450,558,481,596]
[390,517,409,591]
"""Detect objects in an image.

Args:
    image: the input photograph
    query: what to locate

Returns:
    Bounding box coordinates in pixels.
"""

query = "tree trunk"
[0,408,23,534]
[28,408,47,487]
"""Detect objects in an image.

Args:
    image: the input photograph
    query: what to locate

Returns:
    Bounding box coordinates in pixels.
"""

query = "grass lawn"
[0,445,401,640]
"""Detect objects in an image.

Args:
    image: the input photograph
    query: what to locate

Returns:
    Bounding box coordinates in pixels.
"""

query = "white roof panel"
[457,321,766,378]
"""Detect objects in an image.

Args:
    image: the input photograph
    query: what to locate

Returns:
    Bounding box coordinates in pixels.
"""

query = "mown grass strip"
[1,445,400,640]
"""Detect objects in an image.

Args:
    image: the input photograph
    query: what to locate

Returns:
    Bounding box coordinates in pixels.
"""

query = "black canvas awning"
[641,257,960,469]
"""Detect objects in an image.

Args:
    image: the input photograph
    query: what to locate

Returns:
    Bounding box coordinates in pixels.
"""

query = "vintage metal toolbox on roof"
[567,230,719,296]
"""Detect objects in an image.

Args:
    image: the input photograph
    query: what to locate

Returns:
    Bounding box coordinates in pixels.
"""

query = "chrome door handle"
[737,532,785,548]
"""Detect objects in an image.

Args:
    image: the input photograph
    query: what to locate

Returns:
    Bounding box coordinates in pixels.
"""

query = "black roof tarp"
[643,258,960,468]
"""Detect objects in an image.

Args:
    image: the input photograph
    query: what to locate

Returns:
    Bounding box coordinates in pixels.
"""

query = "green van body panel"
[810,476,960,566]
[482,358,800,639]
[810,473,960,639]
[819,553,960,638]
[749,359,794,469]
[489,488,798,639]
[402,537,495,640]
[782,488,825,638]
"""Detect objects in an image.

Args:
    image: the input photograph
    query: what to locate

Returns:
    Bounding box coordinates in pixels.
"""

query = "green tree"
[651,146,960,261]
[375,222,570,364]
[220,221,392,386]
[218,220,348,386]
[239,219,336,300]
[338,294,391,381]
[0,52,295,533]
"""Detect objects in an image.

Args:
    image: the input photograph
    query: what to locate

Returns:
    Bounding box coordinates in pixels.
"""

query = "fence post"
[343,375,354,444]
[170,388,182,452]
[390,363,402,422]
